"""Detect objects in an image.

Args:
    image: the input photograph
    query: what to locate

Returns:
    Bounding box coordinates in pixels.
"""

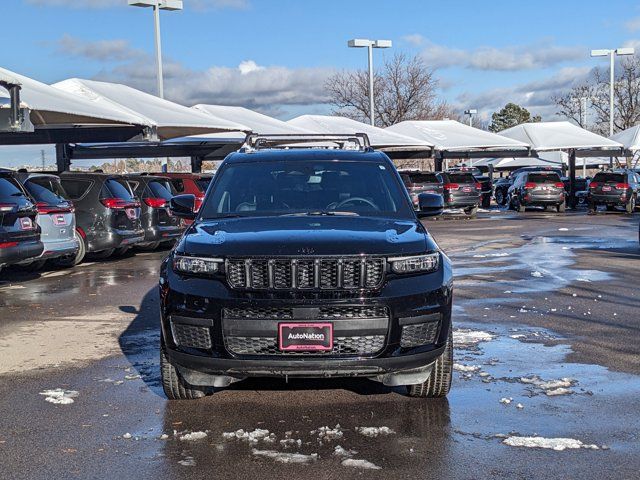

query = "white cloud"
[402,34,425,46]
[238,60,265,75]
[454,66,592,120]
[55,34,143,62]
[26,0,249,9]
[420,40,584,71]
[625,17,640,32]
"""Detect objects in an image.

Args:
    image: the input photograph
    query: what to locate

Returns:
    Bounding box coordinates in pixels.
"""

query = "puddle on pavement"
[449,235,635,295]
[100,320,640,474]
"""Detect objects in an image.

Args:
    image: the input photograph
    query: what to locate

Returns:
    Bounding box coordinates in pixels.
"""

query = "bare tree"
[325,53,450,127]
[553,57,640,134]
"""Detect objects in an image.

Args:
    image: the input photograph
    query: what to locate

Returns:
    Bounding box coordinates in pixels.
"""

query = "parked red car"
[156,173,212,213]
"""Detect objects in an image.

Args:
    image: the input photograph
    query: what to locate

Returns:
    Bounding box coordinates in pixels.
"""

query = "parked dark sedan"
[507,170,566,213]
[59,172,145,264]
[125,174,184,251]
[13,172,79,270]
[588,169,640,214]
[435,171,481,216]
[0,171,43,272]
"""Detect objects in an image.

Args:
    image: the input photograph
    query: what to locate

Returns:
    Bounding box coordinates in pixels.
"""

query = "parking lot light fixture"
[348,38,393,126]
[590,47,635,136]
[464,109,477,127]
[128,0,184,99]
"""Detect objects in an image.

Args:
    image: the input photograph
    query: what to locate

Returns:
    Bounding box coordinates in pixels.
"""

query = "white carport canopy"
[498,121,623,155]
[610,125,640,155]
[0,67,148,128]
[193,105,310,135]
[386,119,530,157]
[474,156,562,169]
[52,79,250,140]
[287,115,433,151]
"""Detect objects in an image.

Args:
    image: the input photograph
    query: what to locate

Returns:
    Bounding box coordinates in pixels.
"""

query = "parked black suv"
[588,169,640,214]
[508,170,566,213]
[59,172,145,264]
[125,174,183,251]
[435,171,481,216]
[0,171,43,272]
[159,145,453,400]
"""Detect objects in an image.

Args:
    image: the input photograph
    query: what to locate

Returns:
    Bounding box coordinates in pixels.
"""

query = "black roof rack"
[244,133,371,151]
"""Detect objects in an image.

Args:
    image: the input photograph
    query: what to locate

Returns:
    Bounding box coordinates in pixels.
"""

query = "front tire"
[495,189,506,206]
[160,347,207,400]
[407,326,453,398]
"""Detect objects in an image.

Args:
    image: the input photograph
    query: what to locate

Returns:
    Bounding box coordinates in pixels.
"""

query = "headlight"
[389,253,439,274]
[173,255,223,275]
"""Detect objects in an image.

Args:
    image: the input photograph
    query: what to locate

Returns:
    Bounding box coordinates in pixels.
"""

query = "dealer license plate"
[278,323,333,352]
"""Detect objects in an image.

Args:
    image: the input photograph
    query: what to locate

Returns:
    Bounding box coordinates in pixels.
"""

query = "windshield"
[593,172,625,183]
[448,173,476,183]
[101,179,135,200]
[147,180,173,200]
[408,173,439,185]
[200,160,412,219]
[0,177,26,199]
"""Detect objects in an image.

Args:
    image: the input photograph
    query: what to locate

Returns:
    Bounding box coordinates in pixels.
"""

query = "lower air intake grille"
[400,322,439,348]
[171,323,212,350]
[225,335,385,356]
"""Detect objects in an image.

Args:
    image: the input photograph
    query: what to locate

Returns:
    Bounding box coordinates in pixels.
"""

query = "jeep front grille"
[226,257,385,290]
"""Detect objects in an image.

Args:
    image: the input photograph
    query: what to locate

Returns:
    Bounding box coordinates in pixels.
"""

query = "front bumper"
[160,257,453,383]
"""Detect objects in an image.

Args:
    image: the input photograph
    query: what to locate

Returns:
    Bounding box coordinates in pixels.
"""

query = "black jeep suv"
[159,146,453,400]
[588,169,640,214]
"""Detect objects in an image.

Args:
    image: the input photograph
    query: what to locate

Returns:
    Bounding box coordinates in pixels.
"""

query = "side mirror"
[416,193,443,218]
[170,194,197,219]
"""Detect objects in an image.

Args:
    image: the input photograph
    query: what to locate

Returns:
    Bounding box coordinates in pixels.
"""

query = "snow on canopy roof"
[473,157,562,168]
[499,121,623,152]
[52,78,249,140]
[386,119,529,152]
[192,105,310,135]
[610,125,640,152]
[287,115,433,149]
[0,66,148,127]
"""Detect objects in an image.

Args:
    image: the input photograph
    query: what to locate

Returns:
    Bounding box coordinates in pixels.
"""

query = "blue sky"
[2,0,640,166]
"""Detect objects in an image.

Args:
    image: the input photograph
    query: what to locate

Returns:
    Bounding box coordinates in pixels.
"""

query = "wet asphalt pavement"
[1,209,639,479]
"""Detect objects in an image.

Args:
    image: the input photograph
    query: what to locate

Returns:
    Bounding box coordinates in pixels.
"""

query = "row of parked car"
[401,166,640,215]
[0,170,212,273]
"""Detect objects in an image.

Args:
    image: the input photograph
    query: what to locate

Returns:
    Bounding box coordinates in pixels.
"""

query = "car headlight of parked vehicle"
[389,252,439,274]
[173,255,223,275]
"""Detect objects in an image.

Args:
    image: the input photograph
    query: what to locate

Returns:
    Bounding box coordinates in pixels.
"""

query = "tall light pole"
[590,47,635,136]
[347,38,392,126]
[464,109,477,127]
[128,0,183,99]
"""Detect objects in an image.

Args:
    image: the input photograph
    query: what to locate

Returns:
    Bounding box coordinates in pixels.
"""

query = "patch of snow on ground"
[503,436,599,451]
[179,431,208,441]
[499,397,513,405]
[317,425,343,441]
[39,388,79,405]
[333,445,356,457]
[356,426,395,437]
[223,428,276,444]
[251,449,318,464]
[178,456,196,466]
[519,376,576,395]
[341,458,382,470]
[530,271,544,278]
[453,328,496,348]
[453,363,481,372]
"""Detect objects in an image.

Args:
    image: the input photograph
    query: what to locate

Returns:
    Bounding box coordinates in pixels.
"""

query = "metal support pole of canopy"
[55,144,72,172]
[568,149,576,209]
[190,155,204,173]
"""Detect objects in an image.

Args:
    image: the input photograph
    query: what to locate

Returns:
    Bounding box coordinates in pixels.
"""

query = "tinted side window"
[0,177,25,199]
[60,179,92,200]
[171,179,185,193]
[146,180,173,200]
[24,177,69,204]
[103,179,135,200]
